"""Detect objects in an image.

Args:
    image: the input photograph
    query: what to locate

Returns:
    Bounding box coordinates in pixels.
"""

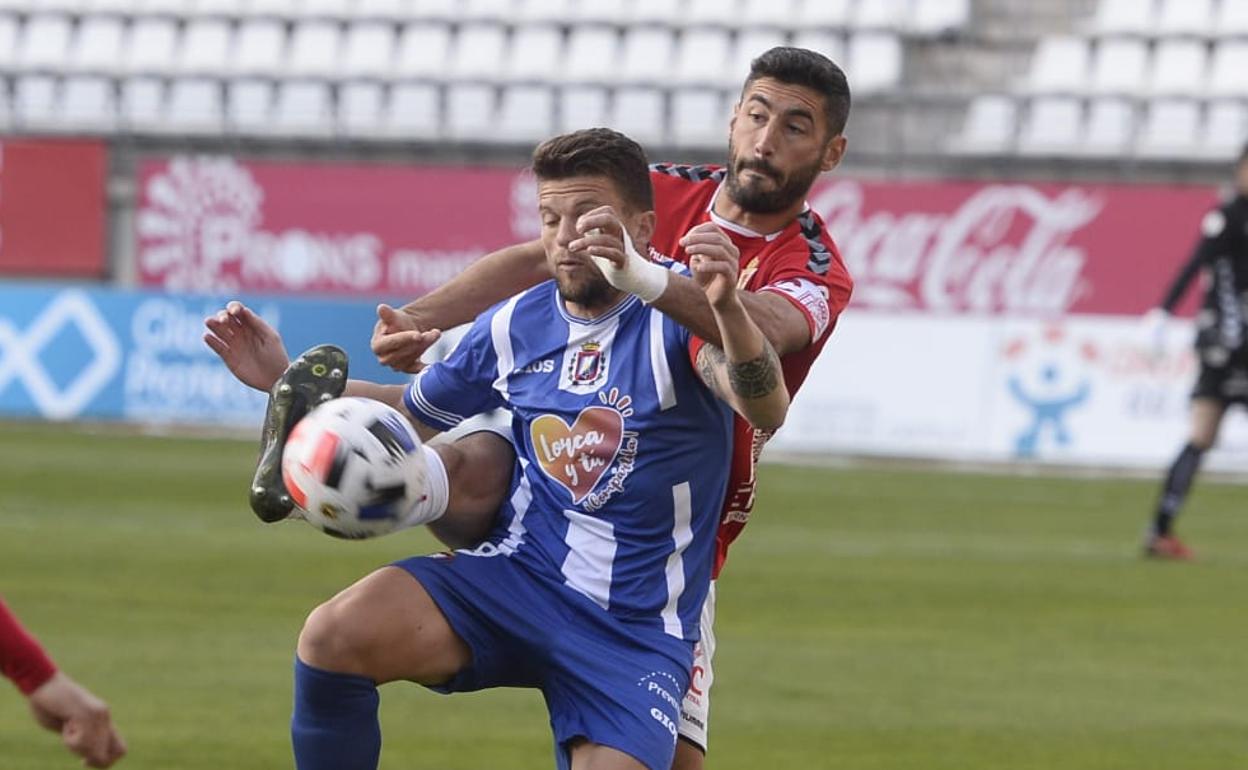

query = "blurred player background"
[1,1,1246,768]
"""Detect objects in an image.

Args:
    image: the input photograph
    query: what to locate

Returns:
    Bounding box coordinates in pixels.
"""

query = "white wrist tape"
[589,227,669,304]
[398,444,449,529]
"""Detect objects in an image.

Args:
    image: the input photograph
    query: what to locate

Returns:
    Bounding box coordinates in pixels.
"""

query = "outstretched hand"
[28,672,127,768]
[203,300,290,392]
[371,304,441,374]
[682,222,742,310]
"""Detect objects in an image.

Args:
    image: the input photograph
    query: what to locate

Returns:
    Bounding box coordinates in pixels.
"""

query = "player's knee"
[671,738,705,770]
[297,597,376,675]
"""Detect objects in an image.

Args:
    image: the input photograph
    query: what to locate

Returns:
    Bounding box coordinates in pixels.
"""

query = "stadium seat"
[1208,42,1248,97]
[0,14,17,70]
[69,15,124,75]
[191,0,246,17]
[1090,0,1156,36]
[166,78,225,134]
[1136,98,1200,157]
[797,0,853,29]
[675,28,731,87]
[727,29,787,86]
[911,0,970,36]
[1089,38,1149,95]
[504,24,563,83]
[119,77,164,130]
[410,0,457,22]
[670,87,727,147]
[497,83,555,140]
[853,0,908,31]
[462,0,514,23]
[558,84,609,131]
[607,87,665,143]
[790,31,845,70]
[18,15,72,72]
[1155,0,1213,37]
[848,33,902,93]
[385,81,441,137]
[338,80,385,135]
[287,20,343,79]
[563,26,621,85]
[449,23,506,80]
[232,19,287,77]
[242,0,302,19]
[1202,100,1248,157]
[620,26,676,85]
[395,23,452,78]
[60,75,117,130]
[572,0,627,25]
[227,78,275,132]
[446,82,495,139]
[630,0,682,26]
[179,19,233,76]
[1024,36,1090,94]
[298,0,354,19]
[514,0,572,24]
[741,0,799,31]
[1149,39,1207,96]
[1215,0,1248,38]
[1082,97,1135,155]
[685,0,742,28]
[950,94,1017,154]
[126,18,180,75]
[342,22,396,79]
[352,0,410,21]
[272,80,334,135]
[14,75,58,127]
[1017,96,1083,155]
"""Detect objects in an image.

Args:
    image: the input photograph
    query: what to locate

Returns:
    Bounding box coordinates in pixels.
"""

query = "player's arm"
[691,256,789,431]
[574,214,812,356]
[1158,206,1232,313]
[372,240,549,372]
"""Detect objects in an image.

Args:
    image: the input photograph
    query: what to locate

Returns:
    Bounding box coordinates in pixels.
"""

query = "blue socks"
[291,657,381,770]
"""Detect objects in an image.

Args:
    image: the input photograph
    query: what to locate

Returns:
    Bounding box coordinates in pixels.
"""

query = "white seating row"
[0,0,969,36]
[954,94,1248,159]
[1090,0,1248,39]
[1026,36,1248,98]
[0,15,903,92]
[0,75,746,146]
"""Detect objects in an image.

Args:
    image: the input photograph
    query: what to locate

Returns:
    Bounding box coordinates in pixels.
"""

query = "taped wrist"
[590,227,669,303]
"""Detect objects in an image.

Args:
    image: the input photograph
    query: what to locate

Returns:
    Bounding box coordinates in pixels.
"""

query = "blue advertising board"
[0,283,412,426]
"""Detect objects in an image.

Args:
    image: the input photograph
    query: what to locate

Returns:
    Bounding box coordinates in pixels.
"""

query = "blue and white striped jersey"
[404,281,733,641]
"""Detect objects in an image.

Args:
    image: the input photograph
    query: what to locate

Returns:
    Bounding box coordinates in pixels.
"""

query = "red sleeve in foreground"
[0,597,58,695]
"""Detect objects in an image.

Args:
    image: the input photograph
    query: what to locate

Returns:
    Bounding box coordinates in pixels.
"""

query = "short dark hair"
[531,128,654,212]
[745,46,852,137]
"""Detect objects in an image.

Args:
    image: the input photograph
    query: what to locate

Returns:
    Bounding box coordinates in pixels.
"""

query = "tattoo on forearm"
[699,343,781,400]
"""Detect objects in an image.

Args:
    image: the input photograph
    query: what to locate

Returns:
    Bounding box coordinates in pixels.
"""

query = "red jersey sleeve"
[0,597,57,695]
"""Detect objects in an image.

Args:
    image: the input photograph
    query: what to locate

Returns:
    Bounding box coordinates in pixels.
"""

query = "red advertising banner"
[135,155,1218,316]
[0,139,108,277]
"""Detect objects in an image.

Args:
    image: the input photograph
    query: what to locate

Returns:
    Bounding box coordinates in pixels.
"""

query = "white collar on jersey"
[554,286,639,326]
[707,181,811,242]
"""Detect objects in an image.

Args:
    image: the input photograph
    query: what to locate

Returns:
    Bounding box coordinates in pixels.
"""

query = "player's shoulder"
[781,208,853,295]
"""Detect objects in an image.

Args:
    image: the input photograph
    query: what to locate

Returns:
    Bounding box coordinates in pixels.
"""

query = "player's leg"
[426,430,515,548]
[1146,396,1225,558]
[673,583,717,770]
[292,566,471,770]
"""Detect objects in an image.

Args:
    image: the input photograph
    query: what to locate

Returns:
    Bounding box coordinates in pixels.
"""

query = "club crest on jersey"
[569,342,606,385]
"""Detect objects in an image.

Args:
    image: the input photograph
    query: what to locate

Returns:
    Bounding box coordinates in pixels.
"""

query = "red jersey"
[648,164,853,578]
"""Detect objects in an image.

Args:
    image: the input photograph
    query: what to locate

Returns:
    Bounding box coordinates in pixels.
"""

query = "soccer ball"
[280,397,429,539]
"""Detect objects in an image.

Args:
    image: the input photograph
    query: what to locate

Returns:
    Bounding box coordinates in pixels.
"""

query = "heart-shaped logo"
[530,406,625,503]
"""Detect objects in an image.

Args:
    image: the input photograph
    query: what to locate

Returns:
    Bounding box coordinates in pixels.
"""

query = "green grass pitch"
[1,421,1246,769]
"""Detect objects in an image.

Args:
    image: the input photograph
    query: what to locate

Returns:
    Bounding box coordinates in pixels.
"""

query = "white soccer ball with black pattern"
[280,397,429,539]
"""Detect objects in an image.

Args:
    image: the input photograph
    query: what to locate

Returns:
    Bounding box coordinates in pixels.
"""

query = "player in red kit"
[365,46,852,770]
[1,597,127,768]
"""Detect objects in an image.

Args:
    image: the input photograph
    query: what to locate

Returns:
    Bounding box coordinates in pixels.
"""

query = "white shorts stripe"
[660,481,693,637]
[560,508,617,609]
[648,310,677,411]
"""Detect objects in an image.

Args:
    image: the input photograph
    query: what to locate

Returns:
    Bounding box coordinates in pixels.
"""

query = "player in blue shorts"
[205,128,788,770]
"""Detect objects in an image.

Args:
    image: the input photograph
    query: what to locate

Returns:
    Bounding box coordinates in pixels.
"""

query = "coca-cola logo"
[813,181,1103,316]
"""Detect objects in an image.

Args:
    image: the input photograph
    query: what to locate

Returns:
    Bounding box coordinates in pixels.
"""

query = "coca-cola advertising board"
[0,139,108,277]
[136,155,1219,317]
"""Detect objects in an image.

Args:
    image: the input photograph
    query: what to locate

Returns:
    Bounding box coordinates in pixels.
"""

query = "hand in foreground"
[203,300,290,391]
[682,222,742,310]
[371,304,441,374]
[28,672,127,769]
[1141,307,1170,357]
